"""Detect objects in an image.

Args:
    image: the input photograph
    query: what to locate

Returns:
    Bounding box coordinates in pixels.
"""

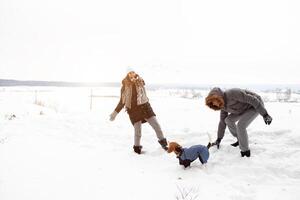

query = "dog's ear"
[167,144,174,153]
[175,146,182,152]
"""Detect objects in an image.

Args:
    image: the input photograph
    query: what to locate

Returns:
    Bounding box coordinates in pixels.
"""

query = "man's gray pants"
[224,109,258,152]
[133,116,165,146]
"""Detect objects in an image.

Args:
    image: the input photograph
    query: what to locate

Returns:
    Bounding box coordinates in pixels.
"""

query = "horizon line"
[0,78,299,90]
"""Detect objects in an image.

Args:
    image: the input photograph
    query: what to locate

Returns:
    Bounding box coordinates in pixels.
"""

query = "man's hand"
[211,138,222,149]
[263,114,272,125]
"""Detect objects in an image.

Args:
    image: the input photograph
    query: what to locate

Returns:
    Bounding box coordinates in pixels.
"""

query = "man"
[205,87,272,157]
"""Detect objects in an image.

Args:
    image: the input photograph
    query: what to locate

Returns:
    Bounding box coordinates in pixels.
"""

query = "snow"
[1,87,300,200]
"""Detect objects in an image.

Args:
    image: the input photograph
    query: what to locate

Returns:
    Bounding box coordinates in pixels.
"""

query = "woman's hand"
[109,111,118,121]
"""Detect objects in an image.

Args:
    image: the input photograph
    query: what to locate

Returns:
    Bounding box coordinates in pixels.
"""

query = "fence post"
[34,90,37,104]
[90,89,93,110]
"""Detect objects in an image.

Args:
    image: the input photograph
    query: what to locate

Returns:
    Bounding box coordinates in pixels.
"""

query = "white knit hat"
[126,66,135,73]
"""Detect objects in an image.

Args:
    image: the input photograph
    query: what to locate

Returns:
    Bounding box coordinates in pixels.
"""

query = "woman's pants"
[133,116,165,146]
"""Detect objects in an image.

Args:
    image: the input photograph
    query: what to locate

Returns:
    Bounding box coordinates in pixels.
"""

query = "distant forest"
[0,79,119,87]
[0,79,299,91]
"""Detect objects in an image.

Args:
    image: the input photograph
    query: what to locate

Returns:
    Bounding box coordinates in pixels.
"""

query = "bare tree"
[175,185,199,200]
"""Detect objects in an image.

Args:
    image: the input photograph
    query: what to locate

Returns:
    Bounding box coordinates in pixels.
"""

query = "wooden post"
[34,90,37,104]
[90,89,93,110]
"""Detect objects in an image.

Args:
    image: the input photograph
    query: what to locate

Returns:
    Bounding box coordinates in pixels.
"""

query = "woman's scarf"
[121,77,149,109]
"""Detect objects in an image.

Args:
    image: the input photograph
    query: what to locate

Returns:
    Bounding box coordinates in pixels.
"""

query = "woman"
[109,71,168,154]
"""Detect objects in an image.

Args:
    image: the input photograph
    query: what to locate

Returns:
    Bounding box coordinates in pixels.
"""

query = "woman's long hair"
[122,72,144,87]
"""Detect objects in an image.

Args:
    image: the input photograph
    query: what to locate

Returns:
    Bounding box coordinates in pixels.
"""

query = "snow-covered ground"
[1,87,300,200]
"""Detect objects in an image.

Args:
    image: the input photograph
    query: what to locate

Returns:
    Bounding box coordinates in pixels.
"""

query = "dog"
[167,142,211,168]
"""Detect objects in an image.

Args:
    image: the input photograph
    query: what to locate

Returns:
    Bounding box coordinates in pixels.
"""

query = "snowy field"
[1,87,300,200]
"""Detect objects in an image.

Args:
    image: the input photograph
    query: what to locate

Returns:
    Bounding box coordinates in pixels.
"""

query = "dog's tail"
[206,132,213,149]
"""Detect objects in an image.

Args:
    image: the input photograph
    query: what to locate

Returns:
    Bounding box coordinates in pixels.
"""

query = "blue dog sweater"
[179,145,209,164]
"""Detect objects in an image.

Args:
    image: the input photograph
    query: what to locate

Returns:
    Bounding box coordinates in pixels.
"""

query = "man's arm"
[217,110,228,139]
[229,89,268,116]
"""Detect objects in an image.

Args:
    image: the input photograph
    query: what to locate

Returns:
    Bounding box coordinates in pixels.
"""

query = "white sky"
[0,0,299,84]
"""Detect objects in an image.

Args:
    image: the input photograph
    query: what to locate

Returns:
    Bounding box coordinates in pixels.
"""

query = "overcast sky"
[0,0,299,84]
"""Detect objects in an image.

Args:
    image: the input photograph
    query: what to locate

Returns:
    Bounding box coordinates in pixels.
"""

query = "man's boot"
[133,145,142,154]
[231,141,239,147]
[241,150,251,157]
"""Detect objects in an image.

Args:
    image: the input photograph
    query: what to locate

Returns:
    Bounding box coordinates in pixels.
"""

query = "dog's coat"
[168,142,209,168]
